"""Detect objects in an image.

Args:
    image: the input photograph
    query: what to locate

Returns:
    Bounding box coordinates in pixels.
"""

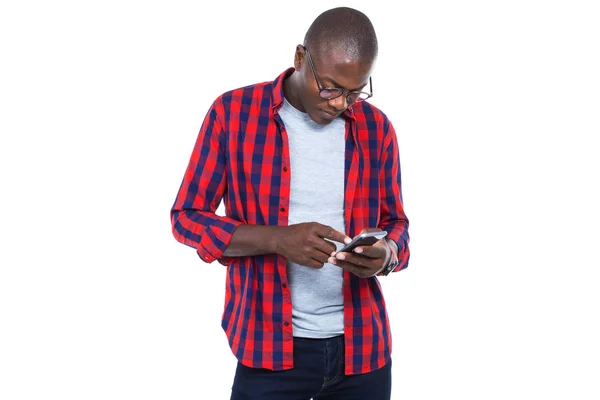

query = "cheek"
[298,80,329,112]
[299,89,317,111]
[302,89,326,108]
[299,78,321,105]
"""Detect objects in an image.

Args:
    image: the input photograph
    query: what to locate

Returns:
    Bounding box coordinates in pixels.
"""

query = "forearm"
[223,224,283,257]
[381,224,409,271]
[171,208,243,264]
[386,238,398,260]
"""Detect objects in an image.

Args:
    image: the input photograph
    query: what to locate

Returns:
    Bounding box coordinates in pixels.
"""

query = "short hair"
[303,7,378,63]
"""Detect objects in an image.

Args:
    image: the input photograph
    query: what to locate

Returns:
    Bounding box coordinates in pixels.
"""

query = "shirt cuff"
[196,217,243,266]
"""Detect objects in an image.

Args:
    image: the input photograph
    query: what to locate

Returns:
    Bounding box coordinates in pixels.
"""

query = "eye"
[320,89,343,99]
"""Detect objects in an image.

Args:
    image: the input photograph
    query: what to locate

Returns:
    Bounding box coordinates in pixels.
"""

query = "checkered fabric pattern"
[171,68,410,374]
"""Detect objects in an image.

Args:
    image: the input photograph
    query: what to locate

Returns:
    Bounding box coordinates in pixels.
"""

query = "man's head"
[285,7,378,125]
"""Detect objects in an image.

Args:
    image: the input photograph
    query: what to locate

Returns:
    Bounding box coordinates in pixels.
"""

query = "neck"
[282,72,306,112]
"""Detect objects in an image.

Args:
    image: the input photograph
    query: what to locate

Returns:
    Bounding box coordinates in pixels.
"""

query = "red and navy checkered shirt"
[171,68,410,375]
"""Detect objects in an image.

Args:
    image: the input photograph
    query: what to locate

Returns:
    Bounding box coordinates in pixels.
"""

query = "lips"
[321,110,339,119]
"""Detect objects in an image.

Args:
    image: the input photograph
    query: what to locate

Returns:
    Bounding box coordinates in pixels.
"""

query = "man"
[171,6,410,400]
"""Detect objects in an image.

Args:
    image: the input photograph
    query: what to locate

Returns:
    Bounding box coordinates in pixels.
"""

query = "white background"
[1,0,599,399]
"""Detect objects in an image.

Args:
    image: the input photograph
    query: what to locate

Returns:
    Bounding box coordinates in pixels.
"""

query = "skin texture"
[223,43,396,277]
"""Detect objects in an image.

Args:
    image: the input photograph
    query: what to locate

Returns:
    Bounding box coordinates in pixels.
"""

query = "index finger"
[317,224,352,245]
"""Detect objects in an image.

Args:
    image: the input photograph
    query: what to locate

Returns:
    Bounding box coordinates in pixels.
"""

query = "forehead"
[311,47,373,89]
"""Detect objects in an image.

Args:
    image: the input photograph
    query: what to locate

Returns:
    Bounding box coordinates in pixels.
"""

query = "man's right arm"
[225,223,351,270]
[171,98,350,268]
[171,98,242,265]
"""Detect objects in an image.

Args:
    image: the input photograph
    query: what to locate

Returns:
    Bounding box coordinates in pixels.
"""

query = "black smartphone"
[336,231,388,254]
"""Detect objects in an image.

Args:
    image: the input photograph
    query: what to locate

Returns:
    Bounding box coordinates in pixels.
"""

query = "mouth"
[320,110,339,120]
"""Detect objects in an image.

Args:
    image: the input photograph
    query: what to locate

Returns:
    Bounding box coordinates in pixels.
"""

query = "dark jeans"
[230,335,392,400]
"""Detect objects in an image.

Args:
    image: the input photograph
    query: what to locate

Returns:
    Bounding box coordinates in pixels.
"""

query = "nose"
[328,95,347,111]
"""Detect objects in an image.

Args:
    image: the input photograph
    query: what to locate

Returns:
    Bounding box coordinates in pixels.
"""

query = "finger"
[310,235,340,258]
[353,243,387,259]
[313,251,332,265]
[304,257,325,269]
[328,256,374,278]
[334,252,379,270]
[316,224,352,245]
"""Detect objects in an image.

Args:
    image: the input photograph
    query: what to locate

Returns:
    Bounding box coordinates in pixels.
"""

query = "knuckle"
[319,224,331,236]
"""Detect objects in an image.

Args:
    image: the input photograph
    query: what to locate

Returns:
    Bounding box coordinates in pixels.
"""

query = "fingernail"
[331,251,336,257]
[328,257,336,264]
[355,247,363,254]
[344,237,352,244]
[336,253,345,260]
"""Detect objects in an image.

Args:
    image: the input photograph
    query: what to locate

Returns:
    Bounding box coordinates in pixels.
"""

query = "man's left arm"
[328,119,410,277]
[377,119,410,273]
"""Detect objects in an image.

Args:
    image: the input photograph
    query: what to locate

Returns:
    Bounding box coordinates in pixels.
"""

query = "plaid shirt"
[171,68,410,375]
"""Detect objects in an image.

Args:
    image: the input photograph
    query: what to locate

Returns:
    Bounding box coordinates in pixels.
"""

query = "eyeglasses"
[303,46,373,104]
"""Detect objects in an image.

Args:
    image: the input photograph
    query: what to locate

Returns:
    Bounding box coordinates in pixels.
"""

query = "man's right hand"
[274,222,351,269]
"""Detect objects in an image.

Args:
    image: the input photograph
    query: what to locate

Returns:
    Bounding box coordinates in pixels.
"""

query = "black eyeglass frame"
[302,46,373,104]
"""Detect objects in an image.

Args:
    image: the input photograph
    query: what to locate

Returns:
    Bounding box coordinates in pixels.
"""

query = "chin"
[310,109,336,125]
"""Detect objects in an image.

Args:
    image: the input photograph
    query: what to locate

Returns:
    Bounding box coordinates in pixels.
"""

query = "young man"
[171,7,410,400]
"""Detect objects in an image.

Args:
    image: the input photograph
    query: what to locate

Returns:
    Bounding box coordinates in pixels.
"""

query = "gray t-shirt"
[278,98,346,338]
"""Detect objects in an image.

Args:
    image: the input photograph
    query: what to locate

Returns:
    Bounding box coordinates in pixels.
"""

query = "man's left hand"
[327,228,390,278]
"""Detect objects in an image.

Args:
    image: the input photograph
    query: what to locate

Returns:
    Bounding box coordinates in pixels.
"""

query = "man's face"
[295,45,373,125]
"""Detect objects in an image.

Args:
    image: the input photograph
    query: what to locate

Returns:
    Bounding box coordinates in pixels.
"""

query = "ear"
[293,44,306,71]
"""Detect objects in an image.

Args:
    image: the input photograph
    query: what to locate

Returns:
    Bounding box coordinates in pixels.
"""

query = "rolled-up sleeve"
[170,98,242,266]
[378,119,410,272]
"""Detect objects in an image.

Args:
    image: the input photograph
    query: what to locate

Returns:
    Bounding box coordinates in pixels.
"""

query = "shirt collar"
[271,68,294,113]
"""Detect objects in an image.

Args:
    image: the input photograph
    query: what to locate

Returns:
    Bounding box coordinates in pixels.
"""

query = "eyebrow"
[323,77,368,92]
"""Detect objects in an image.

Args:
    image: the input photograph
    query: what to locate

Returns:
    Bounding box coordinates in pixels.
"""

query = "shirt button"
[282,283,287,289]
[283,166,288,172]
[284,322,290,327]
[280,207,285,212]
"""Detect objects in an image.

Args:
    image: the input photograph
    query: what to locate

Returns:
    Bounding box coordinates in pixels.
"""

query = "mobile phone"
[336,231,388,254]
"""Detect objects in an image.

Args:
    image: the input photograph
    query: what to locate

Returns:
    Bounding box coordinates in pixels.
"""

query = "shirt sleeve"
[378,118,410,272]
[170,98,242,266]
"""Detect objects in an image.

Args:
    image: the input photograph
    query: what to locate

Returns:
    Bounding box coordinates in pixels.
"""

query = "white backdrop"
[1,0,599,399]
